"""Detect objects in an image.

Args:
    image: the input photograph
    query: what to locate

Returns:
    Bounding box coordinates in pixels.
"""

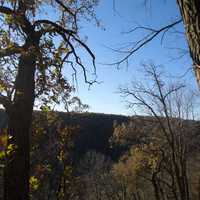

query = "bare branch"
[163,85,185,100]
[34,19,76,35]
[67,38,96,85]
[120,87,171,145]
[34,19,97,86]
[0,6,14,15]
[111,19,182,66]
[54,0,75,17]
[73,37,96,74]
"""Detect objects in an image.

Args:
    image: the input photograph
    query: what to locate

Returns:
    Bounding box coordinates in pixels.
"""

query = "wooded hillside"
[0,110,200,199]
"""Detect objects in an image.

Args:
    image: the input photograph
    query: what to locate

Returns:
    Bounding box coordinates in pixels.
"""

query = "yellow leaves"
[0,84,5,92]
[147,154,159,170]
[6,143,17,155]
[34,126,45,136]
[0,134,8,158]
[0,151,5,159]
[46,111,58,124]
[40,107,58,123]
[0,134,16,160]
[4,14,14,25]
[0,30,14,48]
[40,105,51,113]
[64,166,73,177]
[132,145,160,171]
[30,176,40,191]
[0,80,8,92]
[113,143,160,184]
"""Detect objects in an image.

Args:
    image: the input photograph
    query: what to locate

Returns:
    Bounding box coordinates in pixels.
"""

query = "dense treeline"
[0,109,129,158]
[1,109,200,200]
[31,113,200,200]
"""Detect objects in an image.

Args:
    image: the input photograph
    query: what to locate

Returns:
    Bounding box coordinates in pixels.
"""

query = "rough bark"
[152,173,161,200]
[4,34,39,200]
[177,0,200,87]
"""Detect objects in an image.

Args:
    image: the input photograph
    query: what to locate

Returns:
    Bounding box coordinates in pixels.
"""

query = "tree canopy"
[0,0,98,110]
[0,1,99,199]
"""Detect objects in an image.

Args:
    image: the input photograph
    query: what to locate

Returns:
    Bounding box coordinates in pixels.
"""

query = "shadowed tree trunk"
[152,173,162,200]
[4,34,40,200]
[0,1,97,199]
[177,0,200,87]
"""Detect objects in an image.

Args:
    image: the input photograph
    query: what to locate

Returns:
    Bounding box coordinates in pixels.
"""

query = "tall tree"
[177,0,200,86]
[118,63,199,200]
[0,0,98,199]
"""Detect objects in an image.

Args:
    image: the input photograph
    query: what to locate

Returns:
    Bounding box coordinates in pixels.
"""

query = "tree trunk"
[152,173,161,200]
[177,0,200,87]
[4,35,39,200]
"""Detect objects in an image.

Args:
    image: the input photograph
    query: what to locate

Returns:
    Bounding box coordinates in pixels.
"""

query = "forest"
[1,109,200,200]
[0,0,199,200]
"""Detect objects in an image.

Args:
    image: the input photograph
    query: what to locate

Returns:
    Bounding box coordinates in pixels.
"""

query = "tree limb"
[34,19,76,35]
[54,0,75,17]
[0,45,23,58]
[65,36,96,85]
[34,20,96,84]
[0,6,14,15]
[111,19,182,66]
[0,5,34,35]
[54,0,78,31]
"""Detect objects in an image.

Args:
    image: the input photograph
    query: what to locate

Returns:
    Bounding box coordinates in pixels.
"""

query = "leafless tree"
[119,63,199,200]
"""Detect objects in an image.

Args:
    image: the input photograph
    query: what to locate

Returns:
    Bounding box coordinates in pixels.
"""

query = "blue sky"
[66,0,197,115]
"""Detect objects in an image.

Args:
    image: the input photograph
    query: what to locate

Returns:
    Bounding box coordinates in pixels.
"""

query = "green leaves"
[40,105,51,113]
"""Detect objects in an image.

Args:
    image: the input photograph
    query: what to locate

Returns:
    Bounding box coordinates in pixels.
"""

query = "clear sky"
[65,0,197,115]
